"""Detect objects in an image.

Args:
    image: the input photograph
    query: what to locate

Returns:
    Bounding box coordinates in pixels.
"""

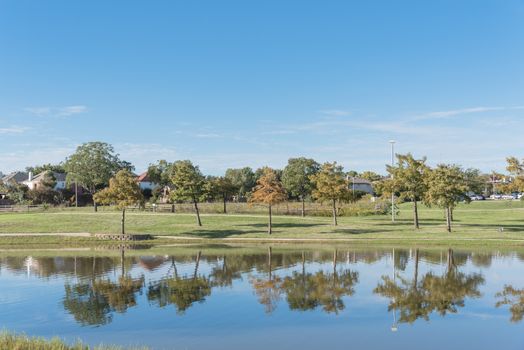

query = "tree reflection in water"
[250,247,283,314]
[251,249,359,314]
[147,251,212,315]
[374,249,432,324]
[53,247,500,327]
[210,255,242,288]
[63,247,144,326]
[375,249,484,326]
[496,285,524,323]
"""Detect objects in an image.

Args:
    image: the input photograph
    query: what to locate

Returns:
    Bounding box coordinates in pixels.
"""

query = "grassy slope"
[0,200,523,245]
[0,331,147,350]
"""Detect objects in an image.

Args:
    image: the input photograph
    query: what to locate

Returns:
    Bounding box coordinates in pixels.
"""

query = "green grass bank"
[0,331,147,350]
[0,200,523,246]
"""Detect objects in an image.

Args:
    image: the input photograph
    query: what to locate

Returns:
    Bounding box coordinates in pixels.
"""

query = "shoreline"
[0,232,523,248]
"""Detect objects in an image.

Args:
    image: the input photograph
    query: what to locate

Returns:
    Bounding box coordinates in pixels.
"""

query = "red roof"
[137,172,151,182]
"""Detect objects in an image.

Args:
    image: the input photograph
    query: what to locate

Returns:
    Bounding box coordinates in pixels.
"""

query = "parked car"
[469,194,485,201]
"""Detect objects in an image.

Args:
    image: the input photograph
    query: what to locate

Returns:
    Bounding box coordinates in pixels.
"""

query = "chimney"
[28,172,33,182]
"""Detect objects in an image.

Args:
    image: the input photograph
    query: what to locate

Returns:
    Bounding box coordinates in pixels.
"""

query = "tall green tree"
[386,153,429,229]
[203,176,238,213]
[506,157,524,193]
[26,163,66,175]
[93,169,144,236]
[147,160,175,187]
[359,171,383,183]
[310,162,349,226]
[281,157,320,217]
[147,160,176,204]
[170,160,206,226]
[64,142,133,210]
[424,164,469,232]
[224,167,256,200]
[249,167,287,234]
[463,168,487,195]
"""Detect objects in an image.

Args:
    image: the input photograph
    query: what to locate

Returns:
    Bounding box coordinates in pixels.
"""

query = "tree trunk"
[171,257,178,278]
[223,194,227,214]
[268,204,272,235]
[75,182,78,208]
[268,246,272,281]
[193,197,202,226]
[332,199,338,226]
[414,249,419,286]
[450,208,454,222]
[121,208,125,237]
[445,207,452,232]
[94,201,98,212]
[302,251,306,275]
[193,251,201,279]
[333,249,338,275]
[120,246,125,277]
[171,203,175,213]
[413,199,419,229]
[301,196,305,217]
[447,248,455,272]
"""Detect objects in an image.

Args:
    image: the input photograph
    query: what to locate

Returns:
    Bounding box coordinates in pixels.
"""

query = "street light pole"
[389,140,396,223]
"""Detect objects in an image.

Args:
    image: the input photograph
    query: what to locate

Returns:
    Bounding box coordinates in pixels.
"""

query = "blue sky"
[1,0,523,175]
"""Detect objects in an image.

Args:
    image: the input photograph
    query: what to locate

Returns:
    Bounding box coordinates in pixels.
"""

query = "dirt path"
[0,232,91,237]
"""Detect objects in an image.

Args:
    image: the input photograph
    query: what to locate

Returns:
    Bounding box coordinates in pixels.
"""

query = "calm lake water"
[1,245,523,350]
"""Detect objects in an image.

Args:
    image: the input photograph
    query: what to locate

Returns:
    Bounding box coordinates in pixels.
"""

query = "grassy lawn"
[0,200,523,245]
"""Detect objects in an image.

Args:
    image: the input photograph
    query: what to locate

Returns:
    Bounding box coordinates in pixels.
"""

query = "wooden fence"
[0,199,388,217]
[0,205,47,213]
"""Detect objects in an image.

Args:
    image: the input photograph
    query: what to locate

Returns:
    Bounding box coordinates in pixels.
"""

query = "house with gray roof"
[347,177,374,194]
[1,171,29,184]
[23,171,67,191]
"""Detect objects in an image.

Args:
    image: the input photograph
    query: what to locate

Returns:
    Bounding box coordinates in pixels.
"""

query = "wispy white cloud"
[23,107,51,117]
[57,105,88,117]
[194,133,222,138]
[413,106,524,121]
[24,105,88,118]
[0,145,74,173]
[115,143,179,171]
[0,125,29,134]
[318,109,351,117]
[261,130,297,135]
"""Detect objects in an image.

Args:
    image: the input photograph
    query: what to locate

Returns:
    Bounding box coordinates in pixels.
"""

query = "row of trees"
[3,141,524,234]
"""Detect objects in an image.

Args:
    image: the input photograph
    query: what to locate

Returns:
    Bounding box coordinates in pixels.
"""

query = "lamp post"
[391,248,398,332]
[389,140,396,223]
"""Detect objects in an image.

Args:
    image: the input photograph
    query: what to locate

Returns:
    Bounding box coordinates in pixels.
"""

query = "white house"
[23,171,67,191]
[347,177,374,194]
[136,172,158,191]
